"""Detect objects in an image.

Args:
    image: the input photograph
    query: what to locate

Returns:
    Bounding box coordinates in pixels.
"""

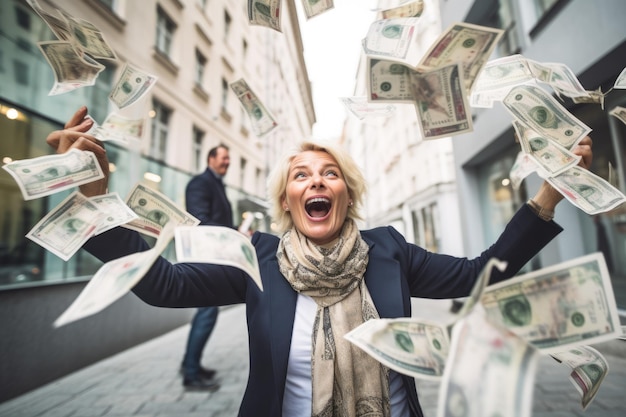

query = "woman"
[48,107,592,417]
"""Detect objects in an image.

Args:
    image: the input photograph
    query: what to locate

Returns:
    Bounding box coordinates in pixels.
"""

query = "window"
[221,78,229,111]
[224,10,232,39]
[98,0,116,10]
[150,100,172,161]
[240,157,247,187]
[13,61,28,86]
[192,126,205,172]
[156,8,176,57]
[86,66,115,123]
[15,6,31,30]
[195,50,206,87]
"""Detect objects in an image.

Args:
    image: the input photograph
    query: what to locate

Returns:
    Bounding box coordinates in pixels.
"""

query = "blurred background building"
[0,0,314,402]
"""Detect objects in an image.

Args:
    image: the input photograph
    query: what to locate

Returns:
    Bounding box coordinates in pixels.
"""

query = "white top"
[282,294,410,417]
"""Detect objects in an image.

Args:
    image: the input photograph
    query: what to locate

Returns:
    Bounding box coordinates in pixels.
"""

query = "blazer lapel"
[267,258,297,406]
[362,236,407,318]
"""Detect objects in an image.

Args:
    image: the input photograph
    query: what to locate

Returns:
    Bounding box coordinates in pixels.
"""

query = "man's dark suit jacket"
[85,204,562,417]
[186,168,234,227]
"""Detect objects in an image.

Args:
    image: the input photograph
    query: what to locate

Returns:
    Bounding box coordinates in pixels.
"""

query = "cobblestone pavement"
[1,301,624,417]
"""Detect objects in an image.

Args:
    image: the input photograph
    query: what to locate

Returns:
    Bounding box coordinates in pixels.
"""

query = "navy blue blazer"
[84,204,562,417]
[185,168,234,228]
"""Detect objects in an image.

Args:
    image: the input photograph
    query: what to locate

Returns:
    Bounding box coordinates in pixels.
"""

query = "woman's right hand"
[46,106,109,197]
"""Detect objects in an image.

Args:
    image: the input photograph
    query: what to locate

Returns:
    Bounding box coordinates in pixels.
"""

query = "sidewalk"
[1,301,624,417]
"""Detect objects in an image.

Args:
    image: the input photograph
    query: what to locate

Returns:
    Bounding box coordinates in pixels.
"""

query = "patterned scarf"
[277,219,390,417]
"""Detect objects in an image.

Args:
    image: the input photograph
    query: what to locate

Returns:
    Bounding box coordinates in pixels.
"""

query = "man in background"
[182,144,234,390]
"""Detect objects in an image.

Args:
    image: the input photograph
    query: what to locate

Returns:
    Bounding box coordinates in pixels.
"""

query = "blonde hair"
[267,141,366,233]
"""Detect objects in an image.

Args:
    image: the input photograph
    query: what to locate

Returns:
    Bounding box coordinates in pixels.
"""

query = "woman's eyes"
[292,170,339,179]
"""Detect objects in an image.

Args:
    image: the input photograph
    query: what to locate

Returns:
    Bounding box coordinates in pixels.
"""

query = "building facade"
[0,0,314,401]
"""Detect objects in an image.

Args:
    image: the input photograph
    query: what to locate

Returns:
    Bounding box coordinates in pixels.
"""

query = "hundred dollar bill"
[373,0,417,11]
[175,225,262,291]
[438,307,537,417]
[613,66,626,89]
[547,166,626,215]
[302,0,334,19]
[37,41,105,95]
[454,258,507,319]
[544,62,589,99]
[550,346,609,410]
[54,222,175,327]
[472,54,535,98]
[26,192,103,261]
[345,317,450,380]
[481,252,621,353]
[88,192,139,235]
[90,112,144,147]
[381,0,424,19]
[362,17,421,61]
[2,149,104,201]
[609,105,626,125]
[123,182,199,238]
[572,87,606,110]
[109,63,158,109]
[510,151,538,190]
[340,96,396,119]
[367,57,414,103]
[248,0,281,32]
[58,9,117,60]
[513,121,581,177]
[503,85,591,150]
[26,0,71,41]
[411,63,473,139]
[230,78,278,136]
[418,22,504,90]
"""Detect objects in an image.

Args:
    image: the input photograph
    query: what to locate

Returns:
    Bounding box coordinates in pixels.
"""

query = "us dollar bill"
[454,258,507,319]
[123,183,199,238]
[302,0,334,19]
[175,225,262,291]
[503,85,591,150]
[362,17,421,61]
[26,0,72,41]
[438,306,537,417]
[89,112,144,147]
[544,62,590,99]
[37,41,105,96]
[418,22,504,90]
[550,346,609,410]
[609,105,626,125]
[26,191,103,261]
[509,151,538,190]
[230,78,278,136]
[88,192,139,235]
[411,63,473,139]
[109,63,158,109]
[513,120,581,177]
[472,54,535,98]
[340,96,396,120]
[54,222,175,327]
[367,57,414,103]
[58,9,117,60]
[481,252,621,353]
[345,317,450,380]
[381,0,424,19]
[546,166,626,215]
[2,149,104,200]
[248,0,281,32]
[572,87,606,110]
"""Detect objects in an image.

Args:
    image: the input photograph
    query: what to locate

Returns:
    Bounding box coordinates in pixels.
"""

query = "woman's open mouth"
[305,197,331,219]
